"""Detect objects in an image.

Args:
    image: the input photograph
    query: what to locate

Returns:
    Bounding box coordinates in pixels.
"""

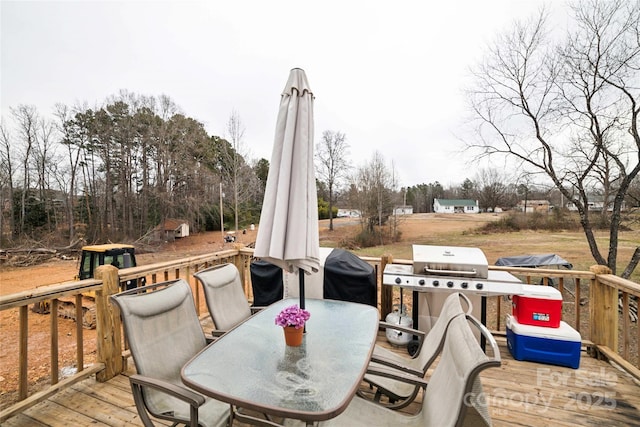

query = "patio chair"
[194,263,262,336]
[110,279,230,427]
[289,313,501,427]
[358,292,471,409]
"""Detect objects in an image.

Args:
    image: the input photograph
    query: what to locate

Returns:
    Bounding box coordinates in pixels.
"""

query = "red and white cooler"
[512,284,562,328]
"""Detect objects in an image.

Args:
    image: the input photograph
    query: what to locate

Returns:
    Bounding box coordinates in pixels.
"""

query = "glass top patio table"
[181,298,379,424]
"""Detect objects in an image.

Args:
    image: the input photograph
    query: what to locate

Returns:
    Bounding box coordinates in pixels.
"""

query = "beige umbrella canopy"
[254,68,320,309]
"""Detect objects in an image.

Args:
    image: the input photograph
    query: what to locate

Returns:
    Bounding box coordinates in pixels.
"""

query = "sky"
[1,0,566,188]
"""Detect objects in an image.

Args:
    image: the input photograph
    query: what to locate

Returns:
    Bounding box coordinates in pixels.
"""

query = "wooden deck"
[3,333,639,427]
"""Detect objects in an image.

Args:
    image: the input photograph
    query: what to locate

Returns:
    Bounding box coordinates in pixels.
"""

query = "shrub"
[476,210,582,233]
[352,226,402,248]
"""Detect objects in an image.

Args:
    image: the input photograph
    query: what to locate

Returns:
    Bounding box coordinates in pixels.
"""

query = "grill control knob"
[395,277,402,284]
[461,282,469,289]
[418,279,425,286]
[432,280,439,287]
[447,281,454,288]
[475,282,484,290]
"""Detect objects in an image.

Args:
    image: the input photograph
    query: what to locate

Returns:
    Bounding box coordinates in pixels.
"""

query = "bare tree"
[54,104,80,243]
[316,130,350,230]
[474,168,512,212]
[223,110,244,233]
[11,105,38,235]
[352,151,396,244]
[466,1,640,277]
[32,116,59,231]
[0,121,15,242]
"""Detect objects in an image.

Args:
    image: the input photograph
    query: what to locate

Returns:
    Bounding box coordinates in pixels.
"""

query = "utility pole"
[220,182,224,241]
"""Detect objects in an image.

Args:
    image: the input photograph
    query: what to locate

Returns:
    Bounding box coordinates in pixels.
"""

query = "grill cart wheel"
[407,339,420,356]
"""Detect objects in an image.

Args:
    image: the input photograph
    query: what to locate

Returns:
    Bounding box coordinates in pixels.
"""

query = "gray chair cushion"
[364,292,468,404]
[112,279,229,427]
[194,263,252,331]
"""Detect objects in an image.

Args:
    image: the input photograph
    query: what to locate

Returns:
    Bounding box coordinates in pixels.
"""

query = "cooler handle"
[506,314,513,329]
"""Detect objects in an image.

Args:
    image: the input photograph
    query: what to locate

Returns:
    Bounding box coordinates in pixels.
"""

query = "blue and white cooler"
[506,314,581,369]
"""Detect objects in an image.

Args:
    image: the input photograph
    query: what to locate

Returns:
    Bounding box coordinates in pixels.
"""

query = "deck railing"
[1,247,638,422]
[0,249,245,422]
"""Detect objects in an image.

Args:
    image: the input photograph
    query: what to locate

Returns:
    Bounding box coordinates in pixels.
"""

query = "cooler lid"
[506,315,581,341]
[519,284,562,300]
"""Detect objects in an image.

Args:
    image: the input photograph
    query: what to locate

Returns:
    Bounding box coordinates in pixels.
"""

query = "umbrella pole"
[299,268,306,333]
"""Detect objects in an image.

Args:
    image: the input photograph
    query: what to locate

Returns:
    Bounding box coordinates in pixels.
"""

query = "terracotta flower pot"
[283,325,304,347]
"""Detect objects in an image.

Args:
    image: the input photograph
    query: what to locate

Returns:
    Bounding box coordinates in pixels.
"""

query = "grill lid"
[412,245,488,278]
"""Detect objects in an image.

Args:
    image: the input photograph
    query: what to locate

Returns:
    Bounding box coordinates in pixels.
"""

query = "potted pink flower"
[275,304,310,347]
[275,304,310,329]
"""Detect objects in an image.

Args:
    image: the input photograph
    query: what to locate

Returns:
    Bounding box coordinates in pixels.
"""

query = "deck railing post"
[234,253,248,300]
[380,254,392,319]
[589,265,618,351]
[94,265,123,382]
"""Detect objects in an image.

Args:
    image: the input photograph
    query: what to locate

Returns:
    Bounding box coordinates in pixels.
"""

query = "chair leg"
[130,382,158,427]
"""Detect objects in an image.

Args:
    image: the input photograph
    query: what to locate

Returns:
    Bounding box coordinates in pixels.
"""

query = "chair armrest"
[458,293,473,315]
[204,334,218,344]
[250,306,265,314]
[369,355,423,377]
[129,374,205,407]
[465,314,502,364]
[366,366,429,389]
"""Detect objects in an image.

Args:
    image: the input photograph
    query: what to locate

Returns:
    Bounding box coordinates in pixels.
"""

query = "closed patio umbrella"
[254,68,320,311]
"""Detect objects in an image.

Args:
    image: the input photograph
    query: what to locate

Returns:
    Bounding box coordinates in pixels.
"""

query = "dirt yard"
[1,213,637,406]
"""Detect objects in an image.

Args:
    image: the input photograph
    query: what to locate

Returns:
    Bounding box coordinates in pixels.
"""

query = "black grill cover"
[323,249,377,307]
[250,260,283,306]
[250,249,377,307]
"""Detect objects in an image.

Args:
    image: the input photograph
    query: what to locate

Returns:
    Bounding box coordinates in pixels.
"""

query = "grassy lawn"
[325,213,640,283]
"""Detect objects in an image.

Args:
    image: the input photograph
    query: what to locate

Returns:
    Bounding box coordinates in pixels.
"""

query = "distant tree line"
[0,91,265,246]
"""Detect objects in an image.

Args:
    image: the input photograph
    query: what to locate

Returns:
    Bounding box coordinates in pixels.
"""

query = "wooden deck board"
[3,334,639,426]
[3,413,48,426]
[9,399,111,426]
[48,386,142,426]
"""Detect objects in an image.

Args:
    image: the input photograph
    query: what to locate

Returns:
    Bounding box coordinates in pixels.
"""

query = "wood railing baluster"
[575,278,581,332]
[622,292,630,361]
[75,294,83,372]
[19,306,28,401]
[51,299,58,385]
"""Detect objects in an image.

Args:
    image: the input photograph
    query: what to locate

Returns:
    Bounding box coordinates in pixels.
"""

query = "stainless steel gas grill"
[383,245,524,352]
[383,262,523,296]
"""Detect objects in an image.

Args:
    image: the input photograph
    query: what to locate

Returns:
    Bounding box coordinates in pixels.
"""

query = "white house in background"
[433,199,479,214]
[337,209,361,218]
[566,195,625,212]
[393,205,414,215]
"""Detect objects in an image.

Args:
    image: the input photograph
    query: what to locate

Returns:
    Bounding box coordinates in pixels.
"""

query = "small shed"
[157,218,189,241]
[518,199,551,213]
